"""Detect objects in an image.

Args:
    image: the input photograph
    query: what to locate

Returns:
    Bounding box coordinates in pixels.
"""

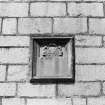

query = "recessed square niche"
[30,36,75,83]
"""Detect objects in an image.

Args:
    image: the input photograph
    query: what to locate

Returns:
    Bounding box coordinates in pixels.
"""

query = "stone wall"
[0,0,104,105]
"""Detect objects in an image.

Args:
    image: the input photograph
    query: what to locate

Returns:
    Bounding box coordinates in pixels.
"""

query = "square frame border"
[30,34,75,84]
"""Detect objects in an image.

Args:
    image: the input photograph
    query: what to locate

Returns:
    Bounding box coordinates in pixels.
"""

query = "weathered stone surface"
[89,18,105,34]
[18,83,55,97]
[27,98,72,105]
[0,65,6,81]
[0,36,29,46]
[30,3,66,16]
[68,3,104,17]
[76,65,105,81]
[58,82,101,96]
[18,18,52,34]
[7,65,29,81]
[88,97,105,105]
[73,98,86,105]
[75,35,102,46]
[0,3,28,17]
[76,48,105,64]
[0,48,29,64]
[0,83,16,96]
[54,18,87,33]
[2,18,16,34]
[2,98,25,105]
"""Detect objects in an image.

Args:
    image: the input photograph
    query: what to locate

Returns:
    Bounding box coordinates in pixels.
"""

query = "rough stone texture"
[50,0,81,1]
[1,0,82,1]
[68,3,104,17]
[102,82,105,94]
[0,3,28,17]
[53,18,87,33]
[0,18,2,33]
[18,18,52,34]
[0,36,29,46]
[75,35,102,46]
[0,83,16,96]
[8,0,82,2]
[26,0,81,1]
[2,18,17,34]
[27,98,72,105]
[7,65,29,81]
[0,0,105,2]
[0,0,104,105]
[84,0,105,2]
[76,48,105,64]
[0,48,29,64]
[18,83,56,97]
[102,36,105,47]
[73,98,86,105]
[76,65,105,81]
[2,98,25,105]
[88,97,105,105]
[58,82,101,97]
[0,65,6,81]
[30,3,66,16]
[89,18,105,34]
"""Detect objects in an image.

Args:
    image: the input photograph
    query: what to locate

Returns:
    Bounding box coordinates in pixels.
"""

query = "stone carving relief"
[40,43,63,59]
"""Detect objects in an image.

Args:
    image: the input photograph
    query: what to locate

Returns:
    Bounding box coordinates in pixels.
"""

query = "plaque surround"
[30,35,75,83]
